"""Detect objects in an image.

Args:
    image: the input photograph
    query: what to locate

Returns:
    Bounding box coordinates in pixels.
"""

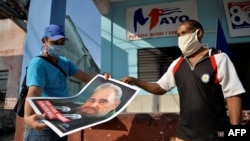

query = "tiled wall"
[126,94,180,113]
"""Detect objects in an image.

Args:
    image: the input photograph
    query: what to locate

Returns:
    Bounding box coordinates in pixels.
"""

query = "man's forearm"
[226,95,242,125]
[135,79,166,95]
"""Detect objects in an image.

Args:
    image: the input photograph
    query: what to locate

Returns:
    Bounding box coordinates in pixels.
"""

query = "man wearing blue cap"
[23,24,111,141]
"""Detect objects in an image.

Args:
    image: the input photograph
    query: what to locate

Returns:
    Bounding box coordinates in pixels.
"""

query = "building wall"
[0,19,25,109]
[0,19,25,133]
[100,0,250,112]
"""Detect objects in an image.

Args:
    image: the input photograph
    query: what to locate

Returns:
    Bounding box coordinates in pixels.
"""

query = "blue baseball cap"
[43,24,67,41]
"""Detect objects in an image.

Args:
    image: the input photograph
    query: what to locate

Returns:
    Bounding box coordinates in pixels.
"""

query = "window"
[138,47,182,82]
[0,70,8,108]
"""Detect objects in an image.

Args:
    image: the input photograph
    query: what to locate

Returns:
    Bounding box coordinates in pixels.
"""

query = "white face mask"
[47,45,64,58]
[43,41,65,58]
[178,29,202,56]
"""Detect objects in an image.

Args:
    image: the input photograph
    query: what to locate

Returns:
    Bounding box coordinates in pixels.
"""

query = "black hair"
[182,19,204,33]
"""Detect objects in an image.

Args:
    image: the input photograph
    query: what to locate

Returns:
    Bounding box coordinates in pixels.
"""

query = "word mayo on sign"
[126,0,199,40]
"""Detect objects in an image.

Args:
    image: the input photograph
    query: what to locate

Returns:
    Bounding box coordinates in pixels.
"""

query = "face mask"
[178,29,202,56]
[47,45,64,58]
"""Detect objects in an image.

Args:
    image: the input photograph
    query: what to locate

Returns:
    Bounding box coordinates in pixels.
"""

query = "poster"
[27,75,140,137]
[223,0,250,37]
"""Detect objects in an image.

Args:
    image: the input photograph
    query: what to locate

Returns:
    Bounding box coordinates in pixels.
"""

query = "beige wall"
[126,94,180,113]
[0,19,26,109]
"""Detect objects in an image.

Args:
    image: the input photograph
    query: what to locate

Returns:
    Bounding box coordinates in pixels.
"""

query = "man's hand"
[24,114,47,130]
[120,77,137,85]
[102,72,112,80]
[120,77,166,95]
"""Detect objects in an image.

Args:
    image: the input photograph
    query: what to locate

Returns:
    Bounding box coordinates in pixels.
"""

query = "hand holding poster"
[27,75,140,137]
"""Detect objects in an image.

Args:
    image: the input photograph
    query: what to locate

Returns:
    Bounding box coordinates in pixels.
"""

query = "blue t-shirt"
[26,56,79,97]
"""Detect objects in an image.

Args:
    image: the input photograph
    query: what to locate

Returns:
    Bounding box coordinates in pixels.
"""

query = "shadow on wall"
[115,113,178,141]
[0,109,16,133]
[229,42,250,110]
[83,113,179,141]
